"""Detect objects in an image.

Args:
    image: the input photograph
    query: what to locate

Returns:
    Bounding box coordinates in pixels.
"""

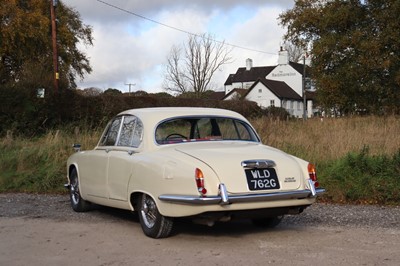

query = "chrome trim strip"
[241,160,276,169]
[159,187,326,206]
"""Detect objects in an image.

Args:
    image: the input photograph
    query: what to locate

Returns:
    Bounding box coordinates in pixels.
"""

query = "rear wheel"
[138,194,174,238]
[252,216,283,228]
[69,168,91,212]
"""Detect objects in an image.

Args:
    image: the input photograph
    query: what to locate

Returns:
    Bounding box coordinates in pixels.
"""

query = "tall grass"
[0,116,399,204]
[252,116,400,164]
[252,116,400,204]
[0,128,101,192]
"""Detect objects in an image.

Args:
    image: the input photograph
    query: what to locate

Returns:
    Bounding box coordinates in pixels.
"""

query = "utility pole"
[125,83,136,95]
[302,55,307,120]
[50,0,59,93]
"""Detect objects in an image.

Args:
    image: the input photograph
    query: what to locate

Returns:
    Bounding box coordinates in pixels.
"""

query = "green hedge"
[1,87,277,137]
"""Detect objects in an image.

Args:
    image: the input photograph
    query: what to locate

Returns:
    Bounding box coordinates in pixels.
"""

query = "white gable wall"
[244,82,304,117]
[266,64,303,96]
[244,82,281,109]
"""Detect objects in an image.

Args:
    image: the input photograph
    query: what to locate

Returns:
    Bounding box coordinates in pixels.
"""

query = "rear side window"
[117,116,143,147]
[99,115,143,147]
[99,117,122,146]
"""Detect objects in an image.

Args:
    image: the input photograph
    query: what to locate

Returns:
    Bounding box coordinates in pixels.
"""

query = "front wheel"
[69,168,91,212]
[138,194,174,238]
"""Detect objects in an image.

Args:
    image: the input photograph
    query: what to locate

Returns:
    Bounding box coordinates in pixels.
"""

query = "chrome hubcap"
[141,195,157,228]
[70,178,80,205]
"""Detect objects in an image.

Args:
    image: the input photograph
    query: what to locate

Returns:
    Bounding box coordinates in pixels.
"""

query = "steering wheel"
[165,133,187,140]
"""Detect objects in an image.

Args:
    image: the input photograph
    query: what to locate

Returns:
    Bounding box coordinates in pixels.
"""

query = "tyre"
[69,168,91,212]
[252,216,283,228]
[138,194,174,238]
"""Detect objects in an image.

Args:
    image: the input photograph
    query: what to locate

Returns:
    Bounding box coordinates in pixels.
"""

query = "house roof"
[225,62,311,86]
[244,79,302,101]
[207,91,226,100]
[224,66,275,85]
[222,88,248,100]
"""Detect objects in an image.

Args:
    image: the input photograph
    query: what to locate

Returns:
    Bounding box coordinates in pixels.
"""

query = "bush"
[319,147,400,204]
[0,86,266,137]
[261,106,290,120]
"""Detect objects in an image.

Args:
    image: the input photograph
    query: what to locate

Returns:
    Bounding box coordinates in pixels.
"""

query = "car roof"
[118,107,247,122]
[112,107,255,151]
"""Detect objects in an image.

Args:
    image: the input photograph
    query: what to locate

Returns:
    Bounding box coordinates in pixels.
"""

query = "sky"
[65,0,295,93]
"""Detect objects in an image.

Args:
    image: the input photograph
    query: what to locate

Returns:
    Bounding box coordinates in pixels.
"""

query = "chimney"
[246,58,253,71]
[278,47,289,65]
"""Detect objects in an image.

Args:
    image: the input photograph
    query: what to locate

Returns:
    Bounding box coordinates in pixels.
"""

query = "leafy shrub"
[319,147,400,204]
[261,106,290,120]
[0,86,267,137]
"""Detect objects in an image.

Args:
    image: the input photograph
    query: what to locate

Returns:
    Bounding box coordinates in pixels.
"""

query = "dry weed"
[251,116,400,163]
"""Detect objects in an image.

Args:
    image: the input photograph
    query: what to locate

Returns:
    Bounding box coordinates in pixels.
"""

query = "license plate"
[245,168,280,191]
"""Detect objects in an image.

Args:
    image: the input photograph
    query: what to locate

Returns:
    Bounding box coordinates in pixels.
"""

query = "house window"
[270,100,275,107]
[258,89,262,93]
[282,100,287,108]
[290,101,294,109]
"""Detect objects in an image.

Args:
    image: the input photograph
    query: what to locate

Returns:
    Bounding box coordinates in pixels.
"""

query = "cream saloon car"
[66,107,325,238]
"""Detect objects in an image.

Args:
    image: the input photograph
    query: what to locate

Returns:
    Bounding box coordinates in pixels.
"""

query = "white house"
[224,79,305,117]
[223,48,316,118]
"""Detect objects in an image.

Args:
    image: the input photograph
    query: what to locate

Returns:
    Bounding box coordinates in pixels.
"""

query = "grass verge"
[0,129,101,193]
[1,116,399,204]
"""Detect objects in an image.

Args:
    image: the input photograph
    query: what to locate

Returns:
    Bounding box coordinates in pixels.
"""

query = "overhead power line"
[96,0,277,55]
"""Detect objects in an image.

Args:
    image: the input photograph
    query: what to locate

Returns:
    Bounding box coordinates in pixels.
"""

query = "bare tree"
[284,42,305,63]
[164,33,232,97]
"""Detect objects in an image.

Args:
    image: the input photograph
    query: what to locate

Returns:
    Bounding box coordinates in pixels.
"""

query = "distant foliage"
[103,88,122,95]
[0,0,93,89]
[279,0,400,115]
[261,106,290,120]
[0,87,264,137]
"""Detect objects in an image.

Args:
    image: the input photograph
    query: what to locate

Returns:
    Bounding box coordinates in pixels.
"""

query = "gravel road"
[1,193,399,266]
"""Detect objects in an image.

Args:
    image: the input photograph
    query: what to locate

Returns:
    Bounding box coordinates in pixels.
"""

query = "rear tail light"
[195,168,207,196]
[308,163,320,188]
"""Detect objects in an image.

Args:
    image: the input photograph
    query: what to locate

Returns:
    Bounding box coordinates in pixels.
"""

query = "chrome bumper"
[159,180,326,206]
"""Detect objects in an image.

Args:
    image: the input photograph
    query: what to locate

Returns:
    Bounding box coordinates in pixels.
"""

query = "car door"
[107,115,143,201]
[82,116,123,199]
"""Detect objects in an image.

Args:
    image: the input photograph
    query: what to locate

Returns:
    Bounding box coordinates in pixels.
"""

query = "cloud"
[67,0,293,23]
[65,0,294,92]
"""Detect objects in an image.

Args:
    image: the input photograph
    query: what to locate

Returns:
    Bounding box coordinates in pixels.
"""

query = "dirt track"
[1,193,399,266]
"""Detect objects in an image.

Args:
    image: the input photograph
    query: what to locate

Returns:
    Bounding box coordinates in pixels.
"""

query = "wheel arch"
[67,163,79,182]
[130,192,142,211]
[129,191,166,215]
